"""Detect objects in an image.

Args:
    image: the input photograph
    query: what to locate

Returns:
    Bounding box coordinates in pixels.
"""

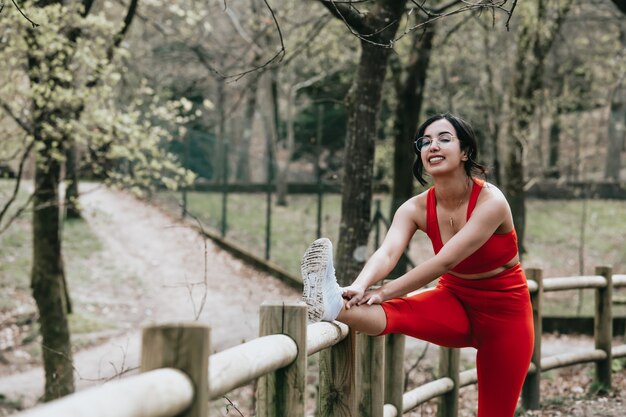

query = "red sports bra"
[425,178,518,275]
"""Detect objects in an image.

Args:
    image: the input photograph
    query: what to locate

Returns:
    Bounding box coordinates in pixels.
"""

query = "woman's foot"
[301,238,344,323]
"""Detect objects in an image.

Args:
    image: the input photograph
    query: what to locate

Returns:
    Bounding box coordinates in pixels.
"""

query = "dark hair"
[412,113,487,186]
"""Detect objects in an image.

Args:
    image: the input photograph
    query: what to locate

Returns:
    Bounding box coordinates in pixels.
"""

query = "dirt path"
[0,184,299,407]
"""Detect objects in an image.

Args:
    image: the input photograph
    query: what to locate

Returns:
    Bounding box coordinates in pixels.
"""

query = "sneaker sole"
[301,238,332,322]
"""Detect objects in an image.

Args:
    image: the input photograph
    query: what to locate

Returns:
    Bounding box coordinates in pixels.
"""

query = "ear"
[461,150,469,161]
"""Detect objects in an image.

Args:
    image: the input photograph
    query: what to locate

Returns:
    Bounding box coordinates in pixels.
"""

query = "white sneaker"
[301,238,344,323]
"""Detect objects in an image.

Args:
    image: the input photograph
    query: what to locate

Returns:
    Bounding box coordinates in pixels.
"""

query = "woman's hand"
[342,284,366,309]
[342,285,386,308]
[360,287,385,306]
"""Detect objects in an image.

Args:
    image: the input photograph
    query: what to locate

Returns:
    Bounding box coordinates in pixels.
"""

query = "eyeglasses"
[414,133,457,152]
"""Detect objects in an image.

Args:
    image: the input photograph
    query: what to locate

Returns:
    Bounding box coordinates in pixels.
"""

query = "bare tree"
[317,0,407,284]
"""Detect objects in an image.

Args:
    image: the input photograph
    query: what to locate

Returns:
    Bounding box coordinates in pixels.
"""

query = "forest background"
[0,0,625,409]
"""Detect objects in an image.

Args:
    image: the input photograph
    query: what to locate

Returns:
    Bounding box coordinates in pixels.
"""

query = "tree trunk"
[235,77,259,183]
[269,68,289,207]
[388,20,436,279]
[334,1,406,285]
[547,112,560,179]
[480,26,503,185]
[214,80,226,183]
[503,129,527,252]
[261,72,278,186]
[605,26,626,181]
[64,141,81,219]
[390,22,436,215]
[32,141,75,401]
[605,85,625,180]
[275,147,288,205]
[276,82,298,207]
[28,58,75,402]
[26,1,76,400]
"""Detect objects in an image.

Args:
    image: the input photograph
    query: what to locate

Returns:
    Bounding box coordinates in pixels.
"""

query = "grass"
[0,180,34,294]
[524,200,626,277]
[0,216,109,310]
[0,221,31,293]
[68,312,113,334]
[155,190,344,275]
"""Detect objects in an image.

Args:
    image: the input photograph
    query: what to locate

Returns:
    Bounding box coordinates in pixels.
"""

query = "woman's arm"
[360,191,511,305]
[342,197,420,304]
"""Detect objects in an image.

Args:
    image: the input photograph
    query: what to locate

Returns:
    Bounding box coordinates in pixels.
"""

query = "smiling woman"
[412,113,487,187]
[301,113,533,417]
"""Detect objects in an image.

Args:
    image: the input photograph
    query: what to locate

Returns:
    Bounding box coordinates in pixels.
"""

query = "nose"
[429,139,441,151]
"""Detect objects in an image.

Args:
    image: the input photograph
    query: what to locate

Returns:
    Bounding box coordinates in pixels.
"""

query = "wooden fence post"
[595,265,613,390]
[256,302,307,417]
[385,333,405,415]
[319,328,357,417]
[140,323,210,417]
[437,347,459,417]
[522,267,543,410]
[356,333,385,417]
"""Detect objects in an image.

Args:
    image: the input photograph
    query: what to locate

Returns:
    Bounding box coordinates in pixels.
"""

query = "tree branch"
[318,0,371,34]
[0,99,33,135]
[322,1,518,46]
[187,0,286,81]
[111,0,138,52]
[397,0,516,42]
[409,0,465,16]
[0,139,35,234]
[10,0,39,28]
[223,0,286,81]
[84,0,139,87]
[505,0,518,31]
[273,14,330,68]
[0,192,34,235]
[224,5,264,54]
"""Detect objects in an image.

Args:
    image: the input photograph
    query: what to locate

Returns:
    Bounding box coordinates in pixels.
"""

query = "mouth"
[428,156,445,164]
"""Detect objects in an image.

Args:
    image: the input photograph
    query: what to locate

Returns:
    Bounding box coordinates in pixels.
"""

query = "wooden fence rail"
[15,268,626,417]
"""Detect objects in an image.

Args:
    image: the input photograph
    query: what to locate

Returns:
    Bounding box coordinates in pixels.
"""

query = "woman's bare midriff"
[447,254,520,280]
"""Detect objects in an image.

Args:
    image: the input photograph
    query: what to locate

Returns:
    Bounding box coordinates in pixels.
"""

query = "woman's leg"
[301,239,472,346]
[334,286,473,347]
[448,267,534,417]
[474,316,534,417]
[334,286,473,345]
[336,303,387,336]
[378,287,473,347]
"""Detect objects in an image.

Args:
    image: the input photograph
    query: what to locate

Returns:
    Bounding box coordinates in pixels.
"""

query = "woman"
[301,113,534,417]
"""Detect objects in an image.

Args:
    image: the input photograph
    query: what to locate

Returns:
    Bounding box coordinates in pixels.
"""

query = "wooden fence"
[15,267,626,417]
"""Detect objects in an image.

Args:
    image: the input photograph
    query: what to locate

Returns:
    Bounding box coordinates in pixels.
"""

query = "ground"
[0,185,624,416]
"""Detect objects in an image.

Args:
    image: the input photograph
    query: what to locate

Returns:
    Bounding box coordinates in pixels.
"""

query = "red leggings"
[380,264,534,417]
